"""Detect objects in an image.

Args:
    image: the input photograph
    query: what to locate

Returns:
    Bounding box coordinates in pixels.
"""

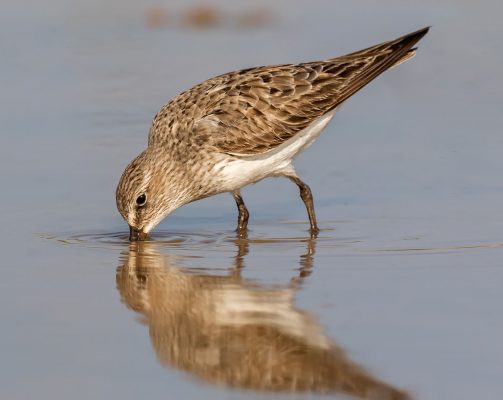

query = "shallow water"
[1,1,503,399]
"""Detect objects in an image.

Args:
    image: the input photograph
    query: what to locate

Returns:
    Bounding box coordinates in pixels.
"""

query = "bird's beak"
[129,226,149,241]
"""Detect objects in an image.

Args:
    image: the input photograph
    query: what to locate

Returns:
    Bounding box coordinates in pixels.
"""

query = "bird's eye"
[136,194,147,207]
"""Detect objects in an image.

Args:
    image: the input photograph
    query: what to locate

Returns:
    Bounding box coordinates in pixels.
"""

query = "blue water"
[1,1,503,399]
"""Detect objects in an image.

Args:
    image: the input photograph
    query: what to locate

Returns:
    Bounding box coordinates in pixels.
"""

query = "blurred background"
[1,1,502,400]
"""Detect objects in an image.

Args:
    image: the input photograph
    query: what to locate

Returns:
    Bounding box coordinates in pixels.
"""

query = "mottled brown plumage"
[116,27,429,239]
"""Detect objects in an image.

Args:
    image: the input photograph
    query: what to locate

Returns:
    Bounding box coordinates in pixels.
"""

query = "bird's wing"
[149,27,428,156]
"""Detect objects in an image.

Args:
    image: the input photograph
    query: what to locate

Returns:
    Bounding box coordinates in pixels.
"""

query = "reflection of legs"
[232,190,249,235]
[232,230,249,279]
[299,239,315,278]
[287,176,319,237]
[230,225,315,287]
[290,239,316,288]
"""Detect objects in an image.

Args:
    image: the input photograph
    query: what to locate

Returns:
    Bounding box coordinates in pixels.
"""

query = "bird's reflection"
[116,238,410,399]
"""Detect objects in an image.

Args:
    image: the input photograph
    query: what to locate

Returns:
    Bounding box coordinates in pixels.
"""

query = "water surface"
[1,1,503,399]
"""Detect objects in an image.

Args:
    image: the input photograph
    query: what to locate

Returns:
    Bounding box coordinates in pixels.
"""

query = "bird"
[116,27,429,241]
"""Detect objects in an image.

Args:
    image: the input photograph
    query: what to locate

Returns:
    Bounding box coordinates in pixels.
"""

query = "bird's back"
[148,27,429,156]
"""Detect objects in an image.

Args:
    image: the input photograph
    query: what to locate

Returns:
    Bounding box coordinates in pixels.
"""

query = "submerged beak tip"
[129,226,149,241]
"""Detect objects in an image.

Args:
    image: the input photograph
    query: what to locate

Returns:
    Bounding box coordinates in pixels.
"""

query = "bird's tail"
[328,26,430,108]
[343,26,429,64]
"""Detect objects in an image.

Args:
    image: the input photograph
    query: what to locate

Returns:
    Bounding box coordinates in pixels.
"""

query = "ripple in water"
[40,221,503,255]
[40,226,358,254]
[40,230,224,250]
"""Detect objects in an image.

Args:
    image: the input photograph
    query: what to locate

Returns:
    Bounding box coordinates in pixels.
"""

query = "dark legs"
[231,176,319,238]
[232,190,249,236]
[287,176,319,238]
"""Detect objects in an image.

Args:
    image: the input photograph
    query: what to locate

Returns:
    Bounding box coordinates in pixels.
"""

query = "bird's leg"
[232,190,249,236]
[288,176,319,238]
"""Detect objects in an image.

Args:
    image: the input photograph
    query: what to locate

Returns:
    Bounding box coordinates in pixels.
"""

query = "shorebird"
[116,27,429,240]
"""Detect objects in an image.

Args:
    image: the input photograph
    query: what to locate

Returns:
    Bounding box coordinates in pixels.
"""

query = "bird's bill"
[129,226,149,241]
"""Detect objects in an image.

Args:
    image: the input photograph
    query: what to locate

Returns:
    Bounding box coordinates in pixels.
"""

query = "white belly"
[215,110,335,191]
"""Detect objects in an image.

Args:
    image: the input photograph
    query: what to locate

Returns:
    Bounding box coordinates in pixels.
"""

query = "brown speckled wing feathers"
[149,27,429,155]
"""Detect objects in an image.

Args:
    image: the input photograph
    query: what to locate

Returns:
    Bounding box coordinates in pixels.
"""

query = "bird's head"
[116,148,186,241]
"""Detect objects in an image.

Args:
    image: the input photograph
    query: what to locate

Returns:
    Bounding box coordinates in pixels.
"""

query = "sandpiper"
[116,27,429,240]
